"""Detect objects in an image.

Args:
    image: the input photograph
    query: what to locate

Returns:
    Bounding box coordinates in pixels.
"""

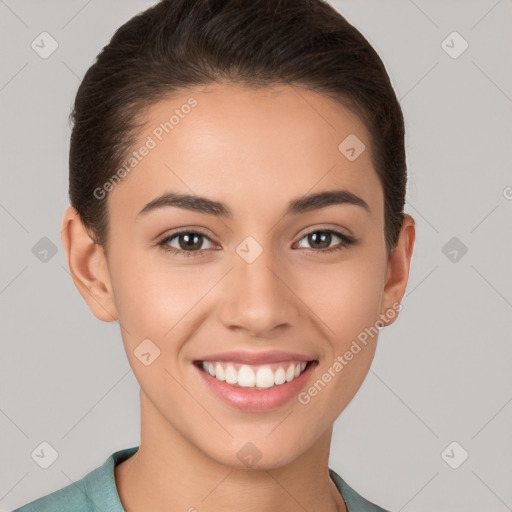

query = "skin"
[61,83,415,512]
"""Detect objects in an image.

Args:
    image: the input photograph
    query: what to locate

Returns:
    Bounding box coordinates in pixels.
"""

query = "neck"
[114,390,347,512]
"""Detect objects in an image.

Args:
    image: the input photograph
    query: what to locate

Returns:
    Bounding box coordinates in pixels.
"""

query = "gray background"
[1,1,511,511]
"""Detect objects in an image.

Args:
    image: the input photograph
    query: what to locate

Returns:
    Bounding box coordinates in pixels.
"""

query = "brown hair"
[69,0,406,256]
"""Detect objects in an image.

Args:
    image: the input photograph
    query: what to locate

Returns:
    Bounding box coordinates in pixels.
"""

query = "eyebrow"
[137,189,370,218]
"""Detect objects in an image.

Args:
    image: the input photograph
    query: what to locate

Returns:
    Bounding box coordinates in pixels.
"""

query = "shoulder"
[329,468,391,512]
[11,480,92,512]
[11,446,139,512]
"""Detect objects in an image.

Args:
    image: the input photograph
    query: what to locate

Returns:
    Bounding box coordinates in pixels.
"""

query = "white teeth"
[285,365,295,382]
[274,367,286,385]
[238,365,256,387]
[255,367,275,388]
[199,360,310,389]
[214,362,225,381]
[225,365,238,384]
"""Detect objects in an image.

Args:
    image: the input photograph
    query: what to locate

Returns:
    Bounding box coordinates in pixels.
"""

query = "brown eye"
[306,231,333,249]
[158,230,214,257]
[175,232,204,251]
[295,229,354,253]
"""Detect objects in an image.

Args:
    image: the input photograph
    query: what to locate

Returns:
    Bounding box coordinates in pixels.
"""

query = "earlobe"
[60,206,118,322]
[379,214,416,327]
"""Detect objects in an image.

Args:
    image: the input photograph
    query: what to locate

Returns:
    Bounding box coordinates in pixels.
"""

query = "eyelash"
[157,228,355,258]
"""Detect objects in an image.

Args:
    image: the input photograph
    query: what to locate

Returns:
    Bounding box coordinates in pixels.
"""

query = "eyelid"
[157,228,216,249]
[294,229,350,245]
[293,223,353,241]
[157,226,216,244]
[158,225,216,237]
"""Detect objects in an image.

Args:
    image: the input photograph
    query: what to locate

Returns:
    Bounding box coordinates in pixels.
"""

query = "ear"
[60,206,118,322]
[379,213,416,326]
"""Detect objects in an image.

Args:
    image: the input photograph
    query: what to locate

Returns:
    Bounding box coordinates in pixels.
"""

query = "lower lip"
[194,361,318,412]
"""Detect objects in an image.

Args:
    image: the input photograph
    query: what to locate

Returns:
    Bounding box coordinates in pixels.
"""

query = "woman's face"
[65,83,414,469]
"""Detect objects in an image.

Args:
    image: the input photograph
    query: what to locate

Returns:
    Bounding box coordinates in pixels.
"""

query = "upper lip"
[195,350,316,365]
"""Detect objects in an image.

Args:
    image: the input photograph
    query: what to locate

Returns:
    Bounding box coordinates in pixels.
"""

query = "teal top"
[12,446,389,512]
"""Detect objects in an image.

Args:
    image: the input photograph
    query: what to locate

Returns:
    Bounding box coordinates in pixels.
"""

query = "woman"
[14,0,415,510]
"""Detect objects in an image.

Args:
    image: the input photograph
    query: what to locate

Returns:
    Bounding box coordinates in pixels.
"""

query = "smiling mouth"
[194,360,317,390]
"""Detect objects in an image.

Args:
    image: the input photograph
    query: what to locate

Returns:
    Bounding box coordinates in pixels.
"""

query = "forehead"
[107,83,382,223]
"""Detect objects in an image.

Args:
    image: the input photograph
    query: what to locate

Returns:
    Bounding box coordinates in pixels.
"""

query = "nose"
[217,243,300,338]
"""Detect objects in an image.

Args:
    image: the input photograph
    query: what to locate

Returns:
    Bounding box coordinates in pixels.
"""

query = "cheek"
[296,253,386,345]
[109,248,218,344]
[107,252,204,390]
[297,258,386,420]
